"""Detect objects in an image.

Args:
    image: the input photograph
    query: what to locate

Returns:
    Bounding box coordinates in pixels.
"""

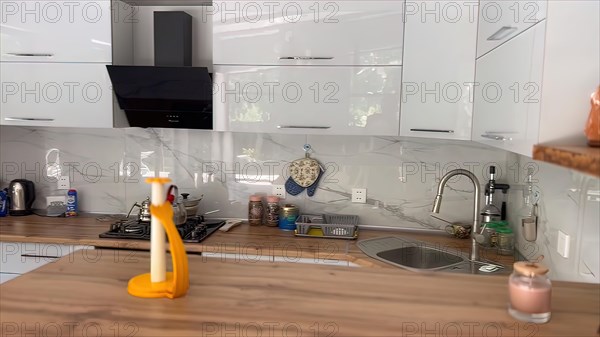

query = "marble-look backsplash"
[0,126,509,230]
[505,153,600,283]
[1,125,598,283]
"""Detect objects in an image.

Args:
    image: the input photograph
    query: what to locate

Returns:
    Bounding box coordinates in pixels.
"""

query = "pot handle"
[126,202,141,219]
[166,185,179,203]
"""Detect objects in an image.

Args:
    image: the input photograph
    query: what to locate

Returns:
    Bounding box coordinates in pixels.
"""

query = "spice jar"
[265,196,280,227]
[248,195,263,226]
[497,227,515,255]
[508,262,551,323]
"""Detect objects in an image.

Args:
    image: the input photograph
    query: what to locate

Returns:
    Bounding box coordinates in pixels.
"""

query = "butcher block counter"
[0,215,515,268]
[1,249,599,336]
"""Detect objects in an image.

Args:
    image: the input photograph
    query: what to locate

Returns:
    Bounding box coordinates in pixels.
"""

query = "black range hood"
[107,11,213,129]
[106,65,212,129]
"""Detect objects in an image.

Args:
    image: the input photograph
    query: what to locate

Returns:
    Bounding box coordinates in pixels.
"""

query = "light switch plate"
[557,230,570,258]
[351,188,367,203]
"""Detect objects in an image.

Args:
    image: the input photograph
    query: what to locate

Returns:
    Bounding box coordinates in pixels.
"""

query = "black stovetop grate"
[99,216,225,243]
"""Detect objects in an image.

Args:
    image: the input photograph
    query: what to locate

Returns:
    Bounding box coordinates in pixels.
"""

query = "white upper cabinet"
[213,65,402,135]
[400,0,478,140]
[476,0,547,58]
[472,21,546,156]
[213,0,405,66]
[0,63,114,127]
[0,0,113,63]
[472,1,599,157]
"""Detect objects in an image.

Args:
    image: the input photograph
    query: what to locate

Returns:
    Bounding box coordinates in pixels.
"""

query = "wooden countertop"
[1,250,598,336]
[533,141,600,177]
[0,215,514,269]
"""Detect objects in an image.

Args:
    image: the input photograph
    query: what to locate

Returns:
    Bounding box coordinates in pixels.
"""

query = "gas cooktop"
[99,216,225,243]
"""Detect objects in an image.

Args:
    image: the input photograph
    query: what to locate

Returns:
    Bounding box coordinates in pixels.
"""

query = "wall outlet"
[557,230,570,258]
[272,184,286,199]
[57,176,70,190]
[46,196,66,207]
[351,188,367,203]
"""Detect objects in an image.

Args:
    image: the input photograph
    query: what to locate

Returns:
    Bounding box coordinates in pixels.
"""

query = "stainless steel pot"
[181,193,202,217]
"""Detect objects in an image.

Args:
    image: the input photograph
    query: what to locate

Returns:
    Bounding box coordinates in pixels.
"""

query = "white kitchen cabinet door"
[477,0,547,58]
[0,242,93,274]
[0,273,20,284]
[400,0,478,140]
[213,65,402,135]
[0,62,113,128]
[0,0,113,63]
[213,1,404,66]
[472,21,546,156]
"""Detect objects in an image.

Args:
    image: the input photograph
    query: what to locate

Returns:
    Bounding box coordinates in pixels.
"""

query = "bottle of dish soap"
[0,188,8,217]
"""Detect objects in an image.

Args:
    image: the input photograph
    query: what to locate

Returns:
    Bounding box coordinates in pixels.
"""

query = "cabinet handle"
[4,117,55,122]
[277,125,331,129]
[5,53,54,57]
[487,26,518,41]
[20,254,60,259]
[410,129,454,133]
[279,56,334,60]
[481,133,513,141]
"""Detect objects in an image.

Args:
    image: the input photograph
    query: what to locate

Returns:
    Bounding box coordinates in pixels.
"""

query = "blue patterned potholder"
[285,167,324,197]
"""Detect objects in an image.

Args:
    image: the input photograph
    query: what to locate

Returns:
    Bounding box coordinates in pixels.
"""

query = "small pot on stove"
[127,197,152,223]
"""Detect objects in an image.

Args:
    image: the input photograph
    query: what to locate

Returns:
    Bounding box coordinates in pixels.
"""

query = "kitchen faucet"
[432,169,481,261]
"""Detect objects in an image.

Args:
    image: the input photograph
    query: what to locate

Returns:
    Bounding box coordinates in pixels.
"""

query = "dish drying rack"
[294,214,359,240]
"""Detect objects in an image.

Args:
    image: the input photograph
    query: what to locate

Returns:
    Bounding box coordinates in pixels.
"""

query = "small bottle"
[248,195,263,226]
[66,189,78,217]
[508,262,551,323]
[520,169,538,242]
[0,188,8,217]
[265,196,280,227]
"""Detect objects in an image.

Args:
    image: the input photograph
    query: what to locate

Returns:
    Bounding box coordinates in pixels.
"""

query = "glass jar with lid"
[248,195,263,226]
[496,227,515,255]
[508,262,551,323]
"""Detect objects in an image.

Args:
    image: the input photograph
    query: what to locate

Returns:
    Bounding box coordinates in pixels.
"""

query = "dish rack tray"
[294,214,359,240]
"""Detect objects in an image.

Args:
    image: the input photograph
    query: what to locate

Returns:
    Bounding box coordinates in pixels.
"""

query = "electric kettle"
[8,179,35,216]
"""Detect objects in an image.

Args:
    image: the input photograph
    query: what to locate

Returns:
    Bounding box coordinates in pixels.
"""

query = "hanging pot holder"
[285,145,324,197]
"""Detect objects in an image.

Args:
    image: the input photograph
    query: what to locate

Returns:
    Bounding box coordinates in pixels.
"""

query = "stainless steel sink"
[358,236,505,275]
[376,246,464,269]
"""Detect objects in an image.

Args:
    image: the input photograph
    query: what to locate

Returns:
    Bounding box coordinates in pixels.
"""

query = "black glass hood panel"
[106,65,213,129]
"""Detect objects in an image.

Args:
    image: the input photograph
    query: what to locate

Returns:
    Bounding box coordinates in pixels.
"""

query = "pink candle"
[509,281,551,313]
[508,262,552,323]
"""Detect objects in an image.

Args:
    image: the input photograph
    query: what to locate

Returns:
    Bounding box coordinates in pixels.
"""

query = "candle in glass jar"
[508,262,552,323]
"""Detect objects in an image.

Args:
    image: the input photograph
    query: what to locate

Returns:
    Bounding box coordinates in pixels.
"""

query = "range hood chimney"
[107,11,213,129]
[154,11,192,67]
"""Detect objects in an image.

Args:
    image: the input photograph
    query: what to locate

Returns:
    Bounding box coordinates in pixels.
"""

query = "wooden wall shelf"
[533,142,600,178]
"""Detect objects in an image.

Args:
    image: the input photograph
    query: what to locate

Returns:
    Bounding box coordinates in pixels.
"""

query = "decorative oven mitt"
[285,157,323,197]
